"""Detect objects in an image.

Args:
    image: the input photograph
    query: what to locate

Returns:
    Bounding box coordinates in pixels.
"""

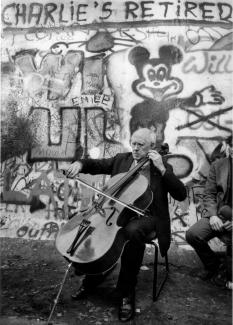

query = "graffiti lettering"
[40,221,60,238]
[124,1,233,22]
[16,225,28,237]
[182,52,233,74]
[72,93,114,111]
[16,221,60,239]
[2,1,232,29]
[29,107,82,161]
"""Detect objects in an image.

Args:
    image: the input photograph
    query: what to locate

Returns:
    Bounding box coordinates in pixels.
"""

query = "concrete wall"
[1,0,232,251]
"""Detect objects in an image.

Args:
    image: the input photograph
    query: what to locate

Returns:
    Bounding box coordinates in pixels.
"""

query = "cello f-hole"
[106,206,117,226]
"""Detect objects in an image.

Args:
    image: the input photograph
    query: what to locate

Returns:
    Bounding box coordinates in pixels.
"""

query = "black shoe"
[118,294,135,322]
[210,265,227,288]
[71,285,88,300]
[197,263,224,281]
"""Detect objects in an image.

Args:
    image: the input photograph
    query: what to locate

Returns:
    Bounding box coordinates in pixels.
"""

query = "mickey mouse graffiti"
[128,45,224,147]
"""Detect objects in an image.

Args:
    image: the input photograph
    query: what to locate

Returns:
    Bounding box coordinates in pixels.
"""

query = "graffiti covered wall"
[1,0,232,249]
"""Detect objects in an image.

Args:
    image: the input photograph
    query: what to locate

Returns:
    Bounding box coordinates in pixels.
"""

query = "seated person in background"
[186,135,232,289]
[66,128,187,322]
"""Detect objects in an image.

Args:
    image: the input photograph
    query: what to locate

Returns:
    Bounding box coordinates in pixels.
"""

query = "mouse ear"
[159,45,183,64]
[128,46,150,69]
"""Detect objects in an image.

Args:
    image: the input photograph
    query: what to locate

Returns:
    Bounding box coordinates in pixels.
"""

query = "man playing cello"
[66,128,187,322]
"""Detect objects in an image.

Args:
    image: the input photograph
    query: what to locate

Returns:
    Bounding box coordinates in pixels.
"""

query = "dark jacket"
[203,157,232,218]
[80,152,187,256]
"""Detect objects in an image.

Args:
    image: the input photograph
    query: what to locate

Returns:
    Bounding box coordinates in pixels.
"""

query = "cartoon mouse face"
[129,45,184,102]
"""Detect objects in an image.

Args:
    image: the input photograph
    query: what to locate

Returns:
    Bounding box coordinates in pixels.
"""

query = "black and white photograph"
[1,0,232,324]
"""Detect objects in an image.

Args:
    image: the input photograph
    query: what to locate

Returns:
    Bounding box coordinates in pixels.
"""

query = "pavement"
[0,238,232,325]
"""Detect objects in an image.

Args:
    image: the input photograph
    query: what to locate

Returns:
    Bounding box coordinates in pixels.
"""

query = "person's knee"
[126,225,145,243]
[185,227,196,245]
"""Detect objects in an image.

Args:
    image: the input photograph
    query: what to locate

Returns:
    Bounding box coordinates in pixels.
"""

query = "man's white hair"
[131,128,156,148]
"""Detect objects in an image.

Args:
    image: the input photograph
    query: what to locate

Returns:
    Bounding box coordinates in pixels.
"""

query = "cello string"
[60,156,150,217]
[72,177,145,216]
[105,156,149,196]
[59,170,145,215]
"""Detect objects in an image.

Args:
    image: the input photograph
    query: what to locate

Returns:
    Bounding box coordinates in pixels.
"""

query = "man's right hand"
[209,215,224,231]
[222,221,232,231]
[66,161,83,178]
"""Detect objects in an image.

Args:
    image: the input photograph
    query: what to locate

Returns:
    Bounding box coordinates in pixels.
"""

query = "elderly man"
[66,128,187,322]
[186,135,232,289]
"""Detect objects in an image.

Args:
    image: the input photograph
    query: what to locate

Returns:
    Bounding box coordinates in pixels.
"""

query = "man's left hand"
[148,150,166,175]
[223,221,233,231]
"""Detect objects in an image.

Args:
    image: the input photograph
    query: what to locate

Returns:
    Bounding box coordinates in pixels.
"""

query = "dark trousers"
[186,218,232,280]
[81,216,157,296]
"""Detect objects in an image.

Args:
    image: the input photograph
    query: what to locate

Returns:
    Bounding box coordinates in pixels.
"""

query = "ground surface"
[0,238,232,325]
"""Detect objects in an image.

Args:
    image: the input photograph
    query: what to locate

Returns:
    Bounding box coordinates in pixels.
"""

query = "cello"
[55,156,153,275]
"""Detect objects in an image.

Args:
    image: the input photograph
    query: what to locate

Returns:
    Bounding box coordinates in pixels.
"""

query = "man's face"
[131,133,151,161]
